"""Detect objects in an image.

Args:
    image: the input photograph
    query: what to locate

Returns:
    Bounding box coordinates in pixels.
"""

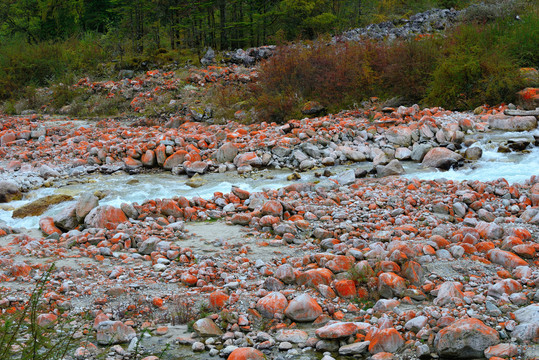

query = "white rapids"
[2,129,538,230]
[406,129,539,183]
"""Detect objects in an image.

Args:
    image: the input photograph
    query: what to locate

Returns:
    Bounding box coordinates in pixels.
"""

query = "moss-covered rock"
[12,194,73,218]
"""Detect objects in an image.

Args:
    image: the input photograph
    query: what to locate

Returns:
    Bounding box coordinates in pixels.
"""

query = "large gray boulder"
[422,147,463,169]
[488,115,537,131]
[0,181,21,203]
[376,159,405,177]
[75,192,99,222]
[411,143,432,162]
[435,318,499,358]
[386,126,413,147]
[215,142,238,163]
[200,47,215,66]
[512,304,539,342]
[332,170,356,186]
[53,204,78,231]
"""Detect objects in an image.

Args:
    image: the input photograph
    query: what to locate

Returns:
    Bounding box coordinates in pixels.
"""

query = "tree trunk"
[219,0,227,50]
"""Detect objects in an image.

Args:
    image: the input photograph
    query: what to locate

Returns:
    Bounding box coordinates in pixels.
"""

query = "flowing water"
[2,129,538,230]
[407,129,539,183]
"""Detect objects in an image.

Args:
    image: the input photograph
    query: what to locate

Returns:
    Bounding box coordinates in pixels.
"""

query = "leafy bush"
[254,40,384,121]
[379,37,441,103]
[0,38,63,100]
[0,34,107,101]
[501,12,539,67]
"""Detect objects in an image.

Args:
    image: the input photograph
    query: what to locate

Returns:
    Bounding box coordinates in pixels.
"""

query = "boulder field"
[1,102,537,187]
[0,103,538,360]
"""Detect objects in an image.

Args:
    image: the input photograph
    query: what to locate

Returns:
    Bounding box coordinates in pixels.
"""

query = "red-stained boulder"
[488,249,528,269]
[435,318,499,358]
[256,292,288,319]
[141,150,156,167]
[296,268,334,287]
[284,294,322,322]
[367,328,404,354]
[315,322,358,339]
[84,205,128,230]
[228,347,266,360]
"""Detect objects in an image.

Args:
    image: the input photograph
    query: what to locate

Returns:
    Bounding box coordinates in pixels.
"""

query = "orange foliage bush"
[253,38,440,122]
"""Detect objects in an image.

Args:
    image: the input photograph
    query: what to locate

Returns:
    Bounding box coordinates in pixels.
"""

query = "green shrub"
[0,34,108,101]
[424,22,524,109]
[253,9,535,117]
[0,39,63,100]
[379,37,440,103]
[254,40,384,121]
[501,12,539,67]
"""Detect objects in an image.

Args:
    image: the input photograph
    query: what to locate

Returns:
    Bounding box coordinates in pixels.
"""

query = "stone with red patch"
[296,268,334,287]
[85,205,128,230]
[209,290,229,310]
[378,272,407,298]
[315,322,358,339]
[284,293,322,322]
[367,328,404,354]
[435,318,499,359]
[256,292,288,319]
[228,347,266,360]
[488,249,527,269]
[39,216,62,235]
[334,279,356,299]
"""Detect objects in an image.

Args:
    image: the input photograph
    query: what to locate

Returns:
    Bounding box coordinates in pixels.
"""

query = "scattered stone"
[465,147,482,160]
[96,321,136,345]
[339,341,370,355]
[193,318,223,336]
[0,181,21,203]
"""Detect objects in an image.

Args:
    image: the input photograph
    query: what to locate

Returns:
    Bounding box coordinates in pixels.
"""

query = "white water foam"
[407,130,539,183]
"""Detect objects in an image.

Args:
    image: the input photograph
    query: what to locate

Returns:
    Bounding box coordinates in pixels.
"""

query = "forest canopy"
[0,0,471,52]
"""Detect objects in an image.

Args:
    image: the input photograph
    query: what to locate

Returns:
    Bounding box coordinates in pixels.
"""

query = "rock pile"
[1,98,538,360]
[2,103,536,190]
[2,164,538,359]
[336,8,461,42]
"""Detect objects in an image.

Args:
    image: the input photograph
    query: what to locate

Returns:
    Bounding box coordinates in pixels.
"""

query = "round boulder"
[0,181,21,203]
[284,293,322,322]
[422,147,463,169]
[84,205,128,230]
[435,318,499,358]
[256,292,288,319]
[228,347,266,360]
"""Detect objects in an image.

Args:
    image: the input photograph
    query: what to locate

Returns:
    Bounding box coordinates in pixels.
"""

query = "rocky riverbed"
[0,103,538,360]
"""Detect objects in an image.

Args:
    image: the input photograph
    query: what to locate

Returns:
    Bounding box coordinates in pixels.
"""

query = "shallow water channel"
[1,129,538,231]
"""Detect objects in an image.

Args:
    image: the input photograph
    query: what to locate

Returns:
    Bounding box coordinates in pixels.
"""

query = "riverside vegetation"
[1,0,537,120]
